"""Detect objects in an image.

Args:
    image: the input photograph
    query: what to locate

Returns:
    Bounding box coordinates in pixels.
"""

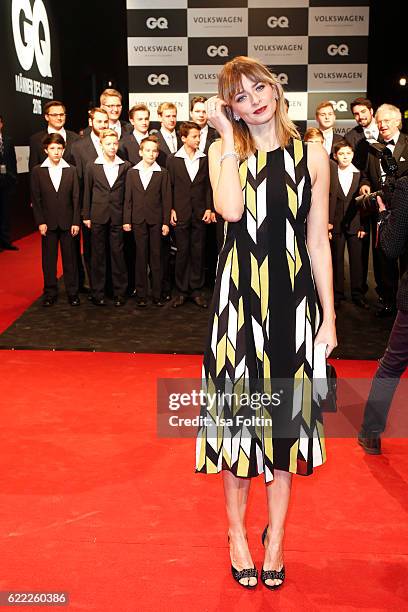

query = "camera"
[355,142,401,214]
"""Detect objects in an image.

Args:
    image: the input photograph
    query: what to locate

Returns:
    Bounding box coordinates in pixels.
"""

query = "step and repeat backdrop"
[127,0,369,135]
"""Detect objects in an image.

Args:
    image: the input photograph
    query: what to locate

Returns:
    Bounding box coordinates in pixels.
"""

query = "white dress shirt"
[95,155,124,188]
[322,128,334,156]
[90,131,103,157]
[48,126,67,143]
[175,146,206,182]
[198,124,209,152]
[110,120,122,139]
[134,160,161,190]
[133,130,149,146]
[160,127,177,154]
[338,164,359,197]
[41,157,70,192]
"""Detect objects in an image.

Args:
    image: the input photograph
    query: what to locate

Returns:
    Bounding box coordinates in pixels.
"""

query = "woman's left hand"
[315,319,337,357]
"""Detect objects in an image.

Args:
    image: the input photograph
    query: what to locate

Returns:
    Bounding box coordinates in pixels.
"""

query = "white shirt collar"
[134,161,161,172]
[322,127,334,136]
[175,147,206,161]
[160,126,176,137]
[133,130,148,143]
[41,158,70,168]
[385,130,399,144]
[338,163,359,175]
[48,126,66,137]
[94,155,124,166]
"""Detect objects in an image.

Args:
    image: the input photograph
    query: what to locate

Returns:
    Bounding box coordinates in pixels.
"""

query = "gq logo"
[147,73,169,86]
[267,16,289,29]
[12,0,52,77]
[207,45,228,58]
[146,17,168,30]
[330,100,348,112]
[327,44,349,57]
[272,72,288,86]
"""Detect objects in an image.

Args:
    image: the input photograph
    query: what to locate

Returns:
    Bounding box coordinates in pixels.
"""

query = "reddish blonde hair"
[217,56,300,159]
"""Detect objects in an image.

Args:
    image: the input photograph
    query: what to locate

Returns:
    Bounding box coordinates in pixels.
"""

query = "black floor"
[0,284,394,359]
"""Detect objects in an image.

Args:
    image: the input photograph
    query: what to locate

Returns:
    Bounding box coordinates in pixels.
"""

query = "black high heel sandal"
[228,536,258,589]
[261,525,285,590]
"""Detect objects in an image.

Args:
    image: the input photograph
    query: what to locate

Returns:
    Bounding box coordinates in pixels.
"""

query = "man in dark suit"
[82,128,131,306]
[315,101,343,158]
[29,100,80,170]
[82,89,132,140]
[167,122,212,308]
[30,133,80,306]
[345,97,378,171]
[329,141,367,308]
[359,103,408,316]
[71,107,109,287]
[156,102,182,168]
[123,136,172,306]
[190,96,218,154]
[358,176,408,455]
[118,103,151,165]
[0,115,18,251]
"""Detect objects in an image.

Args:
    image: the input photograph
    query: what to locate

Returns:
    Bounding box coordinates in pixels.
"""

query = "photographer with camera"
[359,104,408,317]
[358,175,408,454]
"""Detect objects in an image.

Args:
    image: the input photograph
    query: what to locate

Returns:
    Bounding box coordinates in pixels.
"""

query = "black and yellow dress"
[196,140,326,483]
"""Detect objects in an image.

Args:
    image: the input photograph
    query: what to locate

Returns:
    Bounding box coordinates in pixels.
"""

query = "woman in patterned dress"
[195,57,337,589]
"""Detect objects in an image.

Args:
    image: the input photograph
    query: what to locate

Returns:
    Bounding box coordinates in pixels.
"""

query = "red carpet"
[1,235,407,609]
[0,351,407,611]
[0,233,62,334]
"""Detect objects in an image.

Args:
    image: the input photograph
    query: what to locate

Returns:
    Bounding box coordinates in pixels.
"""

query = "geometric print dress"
[196,139,326,483]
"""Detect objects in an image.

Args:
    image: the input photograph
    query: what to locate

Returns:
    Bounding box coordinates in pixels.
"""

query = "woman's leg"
[223,471,256,586]
[263,469,292,586]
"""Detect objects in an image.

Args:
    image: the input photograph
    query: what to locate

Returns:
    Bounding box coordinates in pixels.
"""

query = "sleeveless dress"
[196,139,326,483]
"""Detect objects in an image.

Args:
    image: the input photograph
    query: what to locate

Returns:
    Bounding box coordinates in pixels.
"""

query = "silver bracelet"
[220,151,239,164]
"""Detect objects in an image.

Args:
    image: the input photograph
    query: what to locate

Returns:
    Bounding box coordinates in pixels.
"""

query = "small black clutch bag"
[321,363,337,413]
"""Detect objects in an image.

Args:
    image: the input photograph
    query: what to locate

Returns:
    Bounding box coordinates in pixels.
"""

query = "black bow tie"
[383,139,395,146]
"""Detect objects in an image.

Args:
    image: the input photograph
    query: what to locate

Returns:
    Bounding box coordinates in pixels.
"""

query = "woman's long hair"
[218,56,300,159]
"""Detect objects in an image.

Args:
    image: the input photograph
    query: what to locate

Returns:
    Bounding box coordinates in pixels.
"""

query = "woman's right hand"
[206,96,234,137]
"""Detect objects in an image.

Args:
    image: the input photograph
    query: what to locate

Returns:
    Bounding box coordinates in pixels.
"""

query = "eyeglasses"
[47,113,66,118]
[104,104,122,109]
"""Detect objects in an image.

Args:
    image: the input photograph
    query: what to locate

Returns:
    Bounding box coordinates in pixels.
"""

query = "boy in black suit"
[119,104,150,165]
[123,136,171,307]
[166,122,212,308]
[30,133,80,307]
[83,129,131,307]
[329,140,367,309]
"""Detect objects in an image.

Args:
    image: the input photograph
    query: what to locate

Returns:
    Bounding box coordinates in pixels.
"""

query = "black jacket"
[166,153,212,223]
[0,132,17,185]
[30,164,80,229]
[123,167,171,226]
[344,125,373,171]
[361,133,408,192]
[378,176,408,311]
[329,160,364,234]
[82,160,131,225]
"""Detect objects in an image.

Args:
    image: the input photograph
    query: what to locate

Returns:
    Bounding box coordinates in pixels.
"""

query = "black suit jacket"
[201,126,218,154]
[82,160,131,225]
[71,135,100,184]
[361,132,408,191]
[155,130,183,168]
[344,125,372,171]
[82,120,132,139]
[118,134,143,165]
[329,132,344,158]
[30,164,80,229]
[378,176,408,311]
[329,160,363,234]
[29,130,80,170]
[166,153,212,223]
[0,132,17,185]
[123,167,171,226]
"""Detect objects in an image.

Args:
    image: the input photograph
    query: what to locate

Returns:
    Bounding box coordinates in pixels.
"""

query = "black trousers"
[331,232,363,300]
[133,222,162,300]
[42,228,78,298]
[161,233,172,297]
[362,309,408,435]
[91,222,127,299]
[174,217,206,296]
